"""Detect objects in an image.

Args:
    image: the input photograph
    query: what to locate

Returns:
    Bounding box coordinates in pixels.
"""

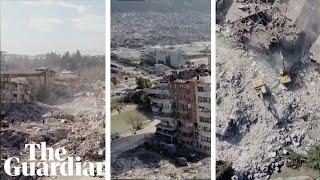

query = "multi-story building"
[148,67,211,155]
[173,79,198,150]
[0,79,32,109]
[148,78,177,142]
[150,42,210,68]
[195,76,211,155]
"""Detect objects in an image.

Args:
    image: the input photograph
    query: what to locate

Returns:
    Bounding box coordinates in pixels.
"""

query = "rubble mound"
[4,102,51,122]
[216,36,320,178]
[112,146,211,179]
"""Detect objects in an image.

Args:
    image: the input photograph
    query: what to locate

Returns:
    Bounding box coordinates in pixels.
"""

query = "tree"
[136,77,152,89]
[61,51,71,69]
[216,161,234,180]
[127,112,143,131]
[307,146,320,171]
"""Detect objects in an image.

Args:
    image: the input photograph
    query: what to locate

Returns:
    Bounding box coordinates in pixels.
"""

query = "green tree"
[216,161,234,180]
[136,77,152,89]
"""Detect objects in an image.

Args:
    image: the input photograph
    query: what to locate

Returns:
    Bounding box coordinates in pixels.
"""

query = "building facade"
[0,80,32,109]
[148,78,177,142]
[149,69,211,155]
[195,76,211,155]
[173,79,198,150]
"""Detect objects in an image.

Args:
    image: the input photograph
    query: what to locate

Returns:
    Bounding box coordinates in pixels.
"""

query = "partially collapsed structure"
[148,67,211,155]
[223,0,320,63]
[0,68,56,109]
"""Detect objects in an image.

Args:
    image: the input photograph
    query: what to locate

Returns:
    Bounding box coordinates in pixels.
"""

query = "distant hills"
[111,0,211,13]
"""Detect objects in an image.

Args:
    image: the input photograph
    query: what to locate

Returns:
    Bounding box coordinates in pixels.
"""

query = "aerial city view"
[217,0,320,179]
[0,1,105,179]
[111,0,211,179]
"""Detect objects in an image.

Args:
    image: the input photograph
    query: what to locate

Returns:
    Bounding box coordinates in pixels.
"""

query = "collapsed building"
[148,78,177,142]
[222,0,320,64]
[0,68,56,110]
[148,67,211,155]
[216,0,320,178]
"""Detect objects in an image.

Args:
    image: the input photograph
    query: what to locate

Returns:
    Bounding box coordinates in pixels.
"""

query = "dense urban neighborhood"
[111,0,211,179]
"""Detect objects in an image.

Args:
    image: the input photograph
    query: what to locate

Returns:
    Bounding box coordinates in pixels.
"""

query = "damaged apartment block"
[148,67,211,155]
[0,68,56,110]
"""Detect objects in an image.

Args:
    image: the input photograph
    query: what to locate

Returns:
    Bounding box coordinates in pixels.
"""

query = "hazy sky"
[0,0,105,55]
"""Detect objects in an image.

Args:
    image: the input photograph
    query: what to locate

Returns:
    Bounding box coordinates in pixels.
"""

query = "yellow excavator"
[253,79,267,98]
[279,50,292,85]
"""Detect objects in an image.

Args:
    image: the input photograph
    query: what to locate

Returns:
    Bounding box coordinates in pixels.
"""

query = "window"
[201,136,210,142]
[198,96,210,103]
[202,145,210,151]
[203,126,211,132]
[199,116,210,123]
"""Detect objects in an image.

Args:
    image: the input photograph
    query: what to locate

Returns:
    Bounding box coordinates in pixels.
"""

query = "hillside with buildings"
[111,0,211,178]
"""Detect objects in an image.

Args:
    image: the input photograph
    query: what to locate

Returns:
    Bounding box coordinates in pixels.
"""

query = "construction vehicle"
[253,79,267,98]
[279,51,292,84]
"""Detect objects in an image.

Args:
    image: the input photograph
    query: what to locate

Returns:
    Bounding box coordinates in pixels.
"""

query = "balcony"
[198,102,210,108]
[198,121,211,129]
[179,135,193,142]
[198,111,211,118]
[197,91,210,97]
[199,131,211,138]
[154,115,174,122]
[200,140,211,147]
[156,123,177,131]
[147,88,170,95]
[150,97,173,104]
[156,128,176,137]
[179,126,193,133]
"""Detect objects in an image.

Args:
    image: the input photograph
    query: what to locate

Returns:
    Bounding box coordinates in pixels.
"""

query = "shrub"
[216,161,234,180]
[307,146,320,171]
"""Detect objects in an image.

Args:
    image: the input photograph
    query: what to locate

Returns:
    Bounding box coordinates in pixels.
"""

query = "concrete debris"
[112,146,210,179]
[0,91,105,174]
[216,35,320,178]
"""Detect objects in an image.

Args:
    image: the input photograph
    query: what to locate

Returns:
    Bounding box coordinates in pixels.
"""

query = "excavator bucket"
[280,73,292,84]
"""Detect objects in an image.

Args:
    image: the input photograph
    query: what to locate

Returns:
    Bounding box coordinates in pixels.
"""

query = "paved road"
[111,120,159,161]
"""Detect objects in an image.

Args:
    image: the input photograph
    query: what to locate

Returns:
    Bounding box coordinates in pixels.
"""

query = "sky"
[0,0,105,55]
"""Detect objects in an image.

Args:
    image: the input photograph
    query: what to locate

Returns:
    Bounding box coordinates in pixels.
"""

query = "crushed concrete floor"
[0,85,105,178]
[216,34,320,178]
[111,146,211,180]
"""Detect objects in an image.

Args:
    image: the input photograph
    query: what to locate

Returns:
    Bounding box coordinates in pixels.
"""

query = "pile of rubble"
[0,90,105,175]
[112,147,211,179]
[216,36,320,177]
[3,102,51,123]
[219,0,313,51]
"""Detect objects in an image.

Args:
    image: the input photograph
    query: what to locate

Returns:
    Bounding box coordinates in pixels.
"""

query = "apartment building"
[195,76,211,155]
[148,78,177,142]
[148,67,211,155]
[173,79,198,150]
[0,79,32,109]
